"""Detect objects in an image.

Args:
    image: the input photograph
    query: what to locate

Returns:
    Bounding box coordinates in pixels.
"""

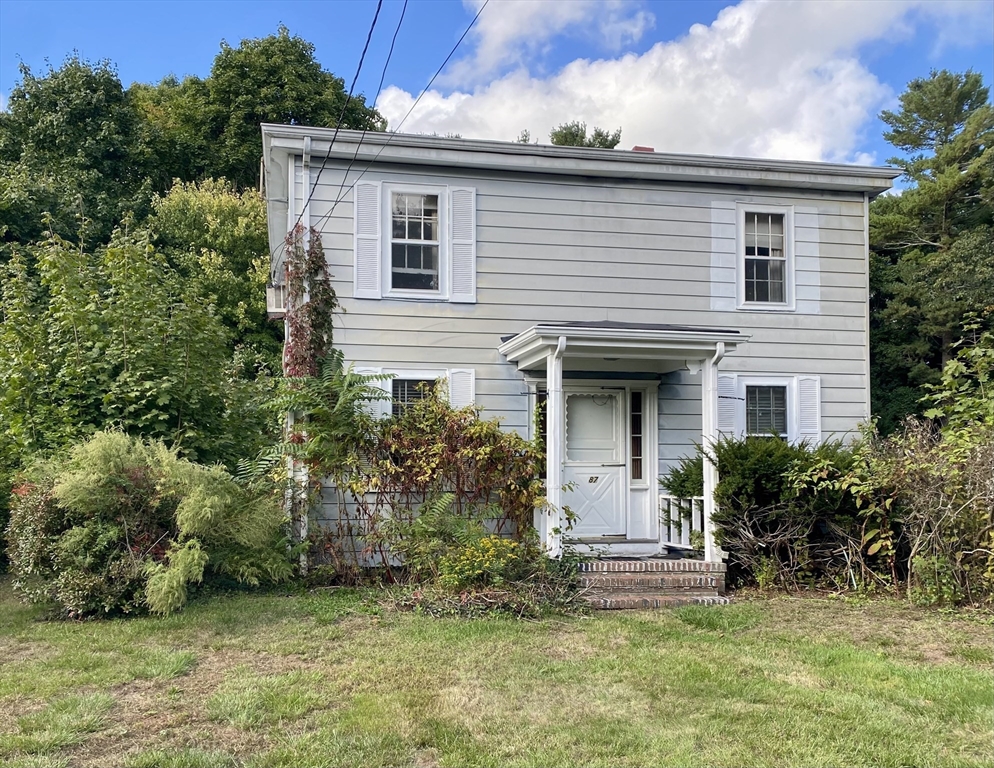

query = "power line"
[272,0,384,276]
[329,0,409,222]
[311,0,489,231]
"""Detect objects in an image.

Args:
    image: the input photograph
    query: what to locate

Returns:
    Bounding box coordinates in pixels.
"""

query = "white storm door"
[562,390,626,537]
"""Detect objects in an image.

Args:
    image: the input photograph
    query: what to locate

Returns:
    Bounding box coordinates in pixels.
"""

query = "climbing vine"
[282,225,338,377]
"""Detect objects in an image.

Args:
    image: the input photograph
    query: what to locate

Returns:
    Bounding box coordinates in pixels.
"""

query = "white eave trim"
[261,125,900,196]
[498,325,748,372]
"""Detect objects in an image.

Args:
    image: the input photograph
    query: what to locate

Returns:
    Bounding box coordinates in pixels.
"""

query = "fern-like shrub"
[4,431,292,617]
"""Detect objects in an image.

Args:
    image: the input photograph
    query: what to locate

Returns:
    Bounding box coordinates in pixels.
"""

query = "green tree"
[549,121,622,148]
[0,226,275,471]
[0,57,149,247]
[149,179,281,364]
[204,26,385,187]
[869,70,994,433]
[130,75,212,190]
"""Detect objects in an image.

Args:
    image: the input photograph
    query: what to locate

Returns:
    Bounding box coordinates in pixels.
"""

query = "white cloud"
[445,0,654,85]
[0,92,7,112]
[378,0,988,162]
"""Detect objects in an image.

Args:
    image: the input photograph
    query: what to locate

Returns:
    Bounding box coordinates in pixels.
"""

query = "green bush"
[661,436,861,589]
[4,431,292,617]
[438,536,525,589]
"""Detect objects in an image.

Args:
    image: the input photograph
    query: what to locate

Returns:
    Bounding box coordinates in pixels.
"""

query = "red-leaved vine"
[283,225,338,377]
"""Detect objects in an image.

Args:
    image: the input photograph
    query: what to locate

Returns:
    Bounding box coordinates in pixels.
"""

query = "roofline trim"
[262,124,900,194]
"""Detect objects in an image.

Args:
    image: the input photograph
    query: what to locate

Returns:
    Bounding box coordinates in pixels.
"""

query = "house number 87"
[588,476,599,483]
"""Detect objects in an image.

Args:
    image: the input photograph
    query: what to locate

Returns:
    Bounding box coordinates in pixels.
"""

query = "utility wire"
[311,0,489,231]
[272,0,384,276]
[328,0,409,221]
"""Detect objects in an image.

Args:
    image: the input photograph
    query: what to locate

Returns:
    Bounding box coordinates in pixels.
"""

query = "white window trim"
[381,183,449,301]
[360,367,475,417]
[735,202,796,312]
[740,377,794,440]
[732,374,823,444]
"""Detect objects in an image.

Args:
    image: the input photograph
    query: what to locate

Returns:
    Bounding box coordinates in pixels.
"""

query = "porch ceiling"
[497,321,747,372]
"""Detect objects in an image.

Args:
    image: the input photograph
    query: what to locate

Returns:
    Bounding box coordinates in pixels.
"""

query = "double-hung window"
[391,377,436,416]
[353,180,477,303]
[745,384,788,437]
[736,204,794,310]
[354,367,477,418]
[718,374,821,444]
[390,192,440,292]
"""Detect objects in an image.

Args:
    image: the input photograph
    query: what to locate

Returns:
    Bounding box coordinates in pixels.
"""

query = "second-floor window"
[353,180,476,303]
[737,203,794,311]
[744,212,785,303]
[391,193,439,292]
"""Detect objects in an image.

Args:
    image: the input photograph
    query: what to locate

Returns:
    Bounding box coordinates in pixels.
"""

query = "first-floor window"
[392,378,436,416]
[745,385,787,437]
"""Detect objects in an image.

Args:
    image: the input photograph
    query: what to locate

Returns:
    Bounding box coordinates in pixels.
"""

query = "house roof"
[262,124,901,197]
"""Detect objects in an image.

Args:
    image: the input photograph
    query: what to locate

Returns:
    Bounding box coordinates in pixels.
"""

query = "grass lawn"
[1,578,991,768]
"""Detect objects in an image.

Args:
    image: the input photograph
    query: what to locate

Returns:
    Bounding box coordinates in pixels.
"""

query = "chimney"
[631,145,655,152]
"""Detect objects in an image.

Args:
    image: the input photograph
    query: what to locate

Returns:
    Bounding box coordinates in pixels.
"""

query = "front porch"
[498,321,748,565]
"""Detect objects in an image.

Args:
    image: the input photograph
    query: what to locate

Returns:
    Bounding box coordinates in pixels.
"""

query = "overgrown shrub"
[662,437,862,589]
[4,431,292,617]
[669,327,994,605]
[439,536,525,589]
[293,380,547,582]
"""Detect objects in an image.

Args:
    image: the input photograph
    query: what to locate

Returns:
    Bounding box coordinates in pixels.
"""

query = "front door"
[562,389,626,537]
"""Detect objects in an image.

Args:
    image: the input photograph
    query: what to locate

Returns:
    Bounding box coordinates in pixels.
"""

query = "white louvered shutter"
[717,374,738,437]
[353,181,381,299]
[355,366,389,418]
[797,376,821,444]
[448,187,476,303]
[448,369,475,409]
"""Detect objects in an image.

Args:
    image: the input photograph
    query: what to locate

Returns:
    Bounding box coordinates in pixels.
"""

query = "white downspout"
[544,336,567,558]
[296,135,313,572]
[702,341,725,563]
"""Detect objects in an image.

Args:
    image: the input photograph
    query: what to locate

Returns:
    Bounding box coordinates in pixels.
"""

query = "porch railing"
[659,495,705,550]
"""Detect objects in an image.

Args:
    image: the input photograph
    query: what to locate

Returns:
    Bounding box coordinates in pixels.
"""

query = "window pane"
[630,391,643,481]
[390,192,441,291]
[746,386,787,436]
[392,378,435,416]
[769,260,785,303]
[391,243,405,269]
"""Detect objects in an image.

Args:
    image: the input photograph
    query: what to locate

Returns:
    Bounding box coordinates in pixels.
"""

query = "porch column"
[701,342,725,563]
[542,336,567,558]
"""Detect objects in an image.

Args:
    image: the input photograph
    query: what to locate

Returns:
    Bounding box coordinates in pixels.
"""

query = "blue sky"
[1,0,991,165]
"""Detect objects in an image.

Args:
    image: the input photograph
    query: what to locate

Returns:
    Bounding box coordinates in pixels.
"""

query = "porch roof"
[497,321,747,372]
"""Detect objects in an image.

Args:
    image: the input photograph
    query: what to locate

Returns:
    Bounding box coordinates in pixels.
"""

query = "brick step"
[579,573,722,592]
[587,592,731,610]
[578,558,725,574]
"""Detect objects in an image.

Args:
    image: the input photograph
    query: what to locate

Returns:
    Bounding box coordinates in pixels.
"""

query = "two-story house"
[262,125,898,585]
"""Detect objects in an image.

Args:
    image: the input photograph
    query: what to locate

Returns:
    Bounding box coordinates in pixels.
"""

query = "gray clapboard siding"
[290,153,873,470]
[306,164,866,212]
